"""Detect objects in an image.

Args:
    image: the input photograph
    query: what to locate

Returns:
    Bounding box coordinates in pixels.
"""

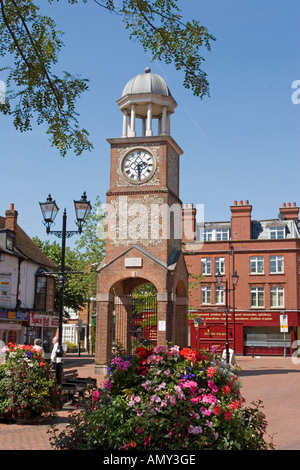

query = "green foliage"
[50,345,274,450]
[0,0,92,157]
[120,0,216,98]
[0,343,59,418]
[33,236,89,313]
[0,0,215,156]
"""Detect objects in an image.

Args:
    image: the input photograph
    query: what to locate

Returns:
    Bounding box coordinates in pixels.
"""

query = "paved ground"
[0,353,299,451]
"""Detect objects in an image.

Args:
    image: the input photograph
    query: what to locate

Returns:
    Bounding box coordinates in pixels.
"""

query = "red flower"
[180,347,209,363]
[136,347,153,358]
[39,362,45,367]
[212,405,222,415]
[224,410,233,420]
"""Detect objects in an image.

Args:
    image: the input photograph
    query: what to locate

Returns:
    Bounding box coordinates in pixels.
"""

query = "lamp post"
[39,192,92,386]
[215,270,239,364]
[193,317,202,350]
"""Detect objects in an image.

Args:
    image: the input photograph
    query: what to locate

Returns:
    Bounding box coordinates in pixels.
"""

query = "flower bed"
[0,343,60,419]
[50,345,273,450]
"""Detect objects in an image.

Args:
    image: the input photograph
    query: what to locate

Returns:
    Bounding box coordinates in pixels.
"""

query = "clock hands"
[130,157,148,180]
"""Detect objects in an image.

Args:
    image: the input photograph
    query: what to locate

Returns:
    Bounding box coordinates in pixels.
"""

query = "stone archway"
[94,247,189,376]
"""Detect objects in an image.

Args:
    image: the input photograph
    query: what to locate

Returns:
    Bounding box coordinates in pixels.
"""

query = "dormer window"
[6,232,15,250]
[269,226,285,239]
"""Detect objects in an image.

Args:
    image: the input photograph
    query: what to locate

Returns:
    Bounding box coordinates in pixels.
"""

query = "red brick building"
[184,200,300,356]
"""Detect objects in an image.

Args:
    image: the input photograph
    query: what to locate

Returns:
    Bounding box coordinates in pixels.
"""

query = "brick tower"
[95,68,189,376]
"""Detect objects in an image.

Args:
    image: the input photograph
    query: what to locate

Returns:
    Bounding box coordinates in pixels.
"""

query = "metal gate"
[129,293,158,353]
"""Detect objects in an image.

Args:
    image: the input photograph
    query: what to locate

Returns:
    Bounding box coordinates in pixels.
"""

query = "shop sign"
[30,313,59,328]
[0,322,21,330]
[0,310,28,320]
[280,313,288,333]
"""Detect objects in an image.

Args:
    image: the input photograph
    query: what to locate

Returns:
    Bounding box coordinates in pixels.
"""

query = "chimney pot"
[5,204,18,232]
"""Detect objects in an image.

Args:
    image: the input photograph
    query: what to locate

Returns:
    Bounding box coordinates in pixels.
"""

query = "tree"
[33,237,89,314]
[0,0,215,156]
[74,195,105,298]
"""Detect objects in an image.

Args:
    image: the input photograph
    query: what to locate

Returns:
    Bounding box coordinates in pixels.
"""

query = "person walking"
[50,336,58,371]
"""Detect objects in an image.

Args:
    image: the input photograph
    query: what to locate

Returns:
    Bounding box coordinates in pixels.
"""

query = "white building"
[0,204,57,359]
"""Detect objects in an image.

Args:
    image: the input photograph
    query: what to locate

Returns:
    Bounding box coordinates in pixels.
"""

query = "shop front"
[24,313,59,361]
[0,310,29,346]
[189,310,300,356]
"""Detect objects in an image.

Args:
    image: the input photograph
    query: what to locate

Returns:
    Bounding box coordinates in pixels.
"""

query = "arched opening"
[111,279,158,355]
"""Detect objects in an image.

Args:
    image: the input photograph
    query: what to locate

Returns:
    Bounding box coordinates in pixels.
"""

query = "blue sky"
[0,0,299,246]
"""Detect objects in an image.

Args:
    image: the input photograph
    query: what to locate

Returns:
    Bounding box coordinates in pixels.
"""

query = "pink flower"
[188,425,203,434]
[169,396,176,406]
[103,379,112,390]
[181,380,198,395]
[168,345,180,356]
[208,380,218,393]
[92,390,100,402]
[147,354,163,364]
[153,345,168,354]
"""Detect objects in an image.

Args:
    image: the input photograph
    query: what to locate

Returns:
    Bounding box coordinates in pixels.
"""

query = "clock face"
[122,149,155,183]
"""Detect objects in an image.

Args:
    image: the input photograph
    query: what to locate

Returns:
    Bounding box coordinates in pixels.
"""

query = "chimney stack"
[279,202,299,220]
[182,203,196,242]
[5,203,18,232]
[230,200,252,240]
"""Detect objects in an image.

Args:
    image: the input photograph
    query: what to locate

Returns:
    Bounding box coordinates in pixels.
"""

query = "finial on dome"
[145,67,151,73]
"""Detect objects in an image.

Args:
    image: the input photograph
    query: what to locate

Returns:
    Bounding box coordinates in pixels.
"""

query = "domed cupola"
[117,67,177,138]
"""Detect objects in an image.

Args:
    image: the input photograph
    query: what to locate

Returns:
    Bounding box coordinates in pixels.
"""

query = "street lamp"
[39,192,92,387]
[215,270,239,364]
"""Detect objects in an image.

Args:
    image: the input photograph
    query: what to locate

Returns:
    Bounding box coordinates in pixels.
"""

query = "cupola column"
[122,112,128,137]
[161,106,167,135]
[146,102,153,136]
[129,104,136,137]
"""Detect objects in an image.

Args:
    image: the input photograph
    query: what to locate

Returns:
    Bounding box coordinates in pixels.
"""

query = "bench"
[62,369,97,402]
[63,369,97,387]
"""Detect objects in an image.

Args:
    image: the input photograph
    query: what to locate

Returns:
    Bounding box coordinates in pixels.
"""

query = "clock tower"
[95,68,189,377]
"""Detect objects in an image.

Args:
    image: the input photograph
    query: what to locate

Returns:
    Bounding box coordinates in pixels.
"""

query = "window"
[250,256,264,274]
[201,286,211,304]
[215,257,225,275]
[216,228,230,241]
[269,226,285,239]
[201,258,211,275]
[250,287,264,308]
[269,256,284,273]
[200,228,230,241]
[35,276,47,310]
[6,233,14,251]
[203,229,213,241]
[215,285,225,304]
[270,287,284,308]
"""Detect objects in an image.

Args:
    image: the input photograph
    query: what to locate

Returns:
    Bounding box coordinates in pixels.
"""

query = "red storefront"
[189,310,300,356]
